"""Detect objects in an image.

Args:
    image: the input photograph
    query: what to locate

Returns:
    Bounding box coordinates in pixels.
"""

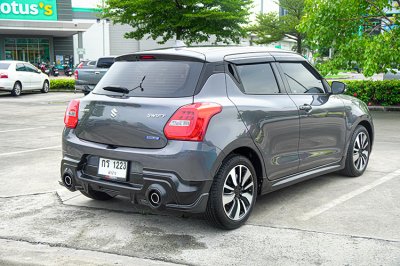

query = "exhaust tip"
[62,173,76,191]
[148,190,161,208]
[64,175,72,187]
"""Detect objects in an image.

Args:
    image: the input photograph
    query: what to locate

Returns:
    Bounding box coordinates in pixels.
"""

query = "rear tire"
[80,188,114,201]
[205,155,257,230]
[41,80,49,93]
[342,125,371,177]
[11,82,22,96]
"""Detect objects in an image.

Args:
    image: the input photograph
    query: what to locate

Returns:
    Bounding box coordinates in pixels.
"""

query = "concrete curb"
[49,90,80,93]
[368,106,400,111]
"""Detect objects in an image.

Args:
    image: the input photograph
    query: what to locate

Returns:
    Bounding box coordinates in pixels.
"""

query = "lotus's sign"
[0,0,58,21]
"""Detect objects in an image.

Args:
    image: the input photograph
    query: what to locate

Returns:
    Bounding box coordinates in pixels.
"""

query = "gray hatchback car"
[61,46,374,229]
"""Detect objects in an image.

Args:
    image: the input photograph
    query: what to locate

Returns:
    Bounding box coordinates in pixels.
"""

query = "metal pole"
[103,21,105,56]
[261,0,264,14]
[102,0,105,56]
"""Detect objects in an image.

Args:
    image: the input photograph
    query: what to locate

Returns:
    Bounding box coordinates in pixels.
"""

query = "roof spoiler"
[115,53,205,63]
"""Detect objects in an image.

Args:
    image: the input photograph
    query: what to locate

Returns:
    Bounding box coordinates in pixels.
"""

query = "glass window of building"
[4,38,50,65]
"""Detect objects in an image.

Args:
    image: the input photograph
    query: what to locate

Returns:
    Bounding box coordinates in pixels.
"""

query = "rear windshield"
[93,61,204,98]
[97,57,115,68]
[0,63,10,69]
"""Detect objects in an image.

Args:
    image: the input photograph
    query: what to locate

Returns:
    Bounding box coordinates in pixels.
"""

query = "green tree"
[300,0,400,76]
[102,0,252,45]
[249,0,305,53]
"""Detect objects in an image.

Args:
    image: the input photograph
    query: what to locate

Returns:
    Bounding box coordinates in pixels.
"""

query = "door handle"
[94,71,100,75]
[299,104,312,112]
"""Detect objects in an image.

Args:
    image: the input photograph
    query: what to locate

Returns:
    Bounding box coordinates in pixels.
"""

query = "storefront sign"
[0,0,58,21]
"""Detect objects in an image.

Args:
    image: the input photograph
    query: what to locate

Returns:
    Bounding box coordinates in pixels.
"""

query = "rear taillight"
[0,73,8,79]
[64,99,80,129]
[164,102,222,141]
[74,70,78,80]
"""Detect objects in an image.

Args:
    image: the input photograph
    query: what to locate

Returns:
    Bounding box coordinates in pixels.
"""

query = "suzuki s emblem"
[110,108,118,118]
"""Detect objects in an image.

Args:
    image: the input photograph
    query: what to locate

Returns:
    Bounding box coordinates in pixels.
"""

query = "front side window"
[236,63,280,94]
[280,62,325,94]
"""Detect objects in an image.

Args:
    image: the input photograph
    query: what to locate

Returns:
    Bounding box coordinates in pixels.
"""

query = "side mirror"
[331,81,347,94]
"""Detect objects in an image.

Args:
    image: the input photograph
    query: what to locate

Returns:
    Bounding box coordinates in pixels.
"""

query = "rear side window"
[0,63,10,69]
[97,57,114,68]
[94,61,204,98]
[16,63,25,71]
[236,63,280,94]
[280,62,326,94]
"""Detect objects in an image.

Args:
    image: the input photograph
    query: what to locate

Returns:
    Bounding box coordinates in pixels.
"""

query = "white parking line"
[0,145,61,157]
[298,168,400,221]
[0,127,46,133]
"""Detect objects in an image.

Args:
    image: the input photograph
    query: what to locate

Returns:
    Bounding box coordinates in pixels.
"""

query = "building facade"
[0,0,93,67]
[0,0,176,66]
[0,0,292,67]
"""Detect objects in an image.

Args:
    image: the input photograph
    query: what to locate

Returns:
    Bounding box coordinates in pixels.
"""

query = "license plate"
[98,158,128,179]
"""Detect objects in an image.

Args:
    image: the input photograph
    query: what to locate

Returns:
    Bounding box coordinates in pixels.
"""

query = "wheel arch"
[358,120,374,149]
[215,143,266,195]
[343,118,374,161]
[14,80,22,91]
[341,119,373,177]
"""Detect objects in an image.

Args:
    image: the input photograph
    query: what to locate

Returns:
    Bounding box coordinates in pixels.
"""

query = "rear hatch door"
[75,58,204,149]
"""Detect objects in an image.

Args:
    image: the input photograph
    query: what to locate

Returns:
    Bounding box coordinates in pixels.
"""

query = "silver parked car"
[383,69,400,80]
[0,60,50,96]
[74,57,115,95]
[61,47,374,229]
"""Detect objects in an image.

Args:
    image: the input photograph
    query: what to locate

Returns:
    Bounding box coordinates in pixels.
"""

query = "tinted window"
[236,64,280,94]
[0,63,10,70]
[94,61,203,98]
[97,57,114,68]
[16,64,26,71]
[280,63,325,94]
[24,64,38,73]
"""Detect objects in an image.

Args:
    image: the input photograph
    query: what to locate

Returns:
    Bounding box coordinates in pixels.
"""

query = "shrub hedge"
[50,79,75,91]
[337,80,400,106]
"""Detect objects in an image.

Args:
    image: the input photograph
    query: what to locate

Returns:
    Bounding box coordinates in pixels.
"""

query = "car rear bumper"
[61,129,223,213]
[75,84,94,94]
[0,80,14,91]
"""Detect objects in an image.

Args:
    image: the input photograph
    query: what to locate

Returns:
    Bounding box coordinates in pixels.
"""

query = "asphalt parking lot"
[0,92,399,265]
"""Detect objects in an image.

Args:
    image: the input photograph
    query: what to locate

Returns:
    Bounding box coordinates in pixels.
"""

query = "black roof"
[116,46,305,63]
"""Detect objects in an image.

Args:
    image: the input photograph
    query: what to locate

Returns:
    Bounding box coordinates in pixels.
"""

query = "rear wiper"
[103,86,129,94]
[129,75,146,92]
[102,76,145,95]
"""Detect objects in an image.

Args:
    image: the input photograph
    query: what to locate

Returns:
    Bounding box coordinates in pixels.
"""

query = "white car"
[0,60,50,96]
